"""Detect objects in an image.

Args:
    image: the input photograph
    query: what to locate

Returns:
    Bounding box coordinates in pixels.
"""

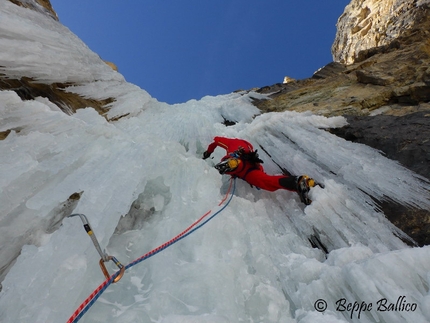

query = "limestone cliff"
[332,0,430,65]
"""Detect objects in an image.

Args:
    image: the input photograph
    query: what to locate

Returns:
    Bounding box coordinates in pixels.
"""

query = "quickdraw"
[68,213,125,283]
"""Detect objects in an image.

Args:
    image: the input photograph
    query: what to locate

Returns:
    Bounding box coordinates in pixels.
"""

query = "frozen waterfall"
[1,2,430,323]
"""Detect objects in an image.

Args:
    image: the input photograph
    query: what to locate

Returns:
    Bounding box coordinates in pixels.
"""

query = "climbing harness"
[66,177,236,323]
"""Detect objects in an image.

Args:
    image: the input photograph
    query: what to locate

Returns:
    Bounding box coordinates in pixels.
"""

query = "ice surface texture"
[0,2,430,323]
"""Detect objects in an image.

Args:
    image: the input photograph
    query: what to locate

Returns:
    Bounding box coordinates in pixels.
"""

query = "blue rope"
[71,277,114,323]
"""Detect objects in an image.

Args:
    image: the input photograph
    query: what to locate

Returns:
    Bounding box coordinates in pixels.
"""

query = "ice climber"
[202,136,319,205]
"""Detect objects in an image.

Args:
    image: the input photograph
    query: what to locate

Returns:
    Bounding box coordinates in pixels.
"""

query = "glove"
[202,151,211,159]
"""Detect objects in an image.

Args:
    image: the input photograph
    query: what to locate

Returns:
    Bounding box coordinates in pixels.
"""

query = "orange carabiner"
[99,256,125,283]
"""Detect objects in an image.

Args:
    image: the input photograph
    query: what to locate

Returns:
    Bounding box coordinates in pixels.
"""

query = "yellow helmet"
[227,158,240,170]
[214,158,241,174]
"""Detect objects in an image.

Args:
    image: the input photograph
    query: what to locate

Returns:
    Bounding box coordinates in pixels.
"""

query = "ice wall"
[0,1,430,323]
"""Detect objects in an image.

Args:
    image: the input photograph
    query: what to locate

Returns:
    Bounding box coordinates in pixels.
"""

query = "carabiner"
[99,256,125,283]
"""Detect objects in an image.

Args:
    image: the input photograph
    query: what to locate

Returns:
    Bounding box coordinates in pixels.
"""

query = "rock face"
[331,112,430,179]
[254,5,430,118]
[8,0,58,21]
[0,77,115,117]
[332,0,430,64]
[331,112,430,245]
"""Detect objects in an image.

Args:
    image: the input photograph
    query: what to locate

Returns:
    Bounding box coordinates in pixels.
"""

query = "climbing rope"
[66,178,236,323]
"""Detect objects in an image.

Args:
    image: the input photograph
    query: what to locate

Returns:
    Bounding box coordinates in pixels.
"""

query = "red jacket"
[206,136,263,179]
[206,136,298,192]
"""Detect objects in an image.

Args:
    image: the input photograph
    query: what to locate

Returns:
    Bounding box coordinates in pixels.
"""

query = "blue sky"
[50,1,350,104]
